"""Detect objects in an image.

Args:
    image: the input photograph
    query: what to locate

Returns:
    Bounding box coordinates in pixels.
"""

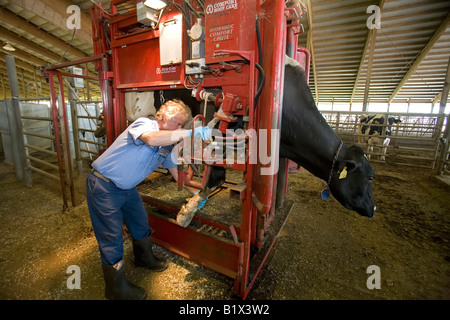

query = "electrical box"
[189,20,205,59]
[68,67,84,88]
[185,58,206,74]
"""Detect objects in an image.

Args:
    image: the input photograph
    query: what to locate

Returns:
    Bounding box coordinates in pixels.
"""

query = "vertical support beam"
[100,54,115,145]
[48,72,69,210]
[57,73,76,207]
[276,24,299,209]
[68,82,83,174]
[1,74,6,99]
[85,63,91,102]
[436,56,450,175]
[363,29,377,112]
[5,54,32,186]
[33,67,38,98]
[245,0,286,299]
[351,0,385,105]
[20,69,26,99]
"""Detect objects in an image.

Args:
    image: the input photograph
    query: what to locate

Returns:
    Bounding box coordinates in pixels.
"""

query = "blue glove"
[194,190,208,210]
[198,196,208,210]
[188,126,211,141]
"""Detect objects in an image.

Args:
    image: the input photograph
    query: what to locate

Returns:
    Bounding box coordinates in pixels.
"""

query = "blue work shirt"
[92,117,177,190]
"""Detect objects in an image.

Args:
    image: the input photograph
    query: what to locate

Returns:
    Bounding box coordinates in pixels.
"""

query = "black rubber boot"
[102,260,147,300]
[132,236,168,271]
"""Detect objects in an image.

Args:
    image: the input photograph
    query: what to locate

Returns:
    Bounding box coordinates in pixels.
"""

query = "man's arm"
[139,126,211,147]
[139,130,189,147]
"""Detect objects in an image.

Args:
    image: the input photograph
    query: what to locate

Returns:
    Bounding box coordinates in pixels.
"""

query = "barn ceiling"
[0,0,449,107]
[300,0,450,105]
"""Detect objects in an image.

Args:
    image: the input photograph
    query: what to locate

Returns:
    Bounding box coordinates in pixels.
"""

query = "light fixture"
[143,0,168,10]
[137,0,167,28]
[3,42,15,52]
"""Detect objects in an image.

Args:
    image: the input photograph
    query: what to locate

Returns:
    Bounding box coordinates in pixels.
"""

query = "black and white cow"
[125,89,202,123]
[358,114,401,161]
[279,56,376,217]
[176,56,376,226]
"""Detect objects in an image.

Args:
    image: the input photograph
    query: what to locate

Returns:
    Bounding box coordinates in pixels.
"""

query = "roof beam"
[9,0,93,45]
[350,0,385,105]
[1,46,48,67]
[0,25,66,63]
[0,7,88,60]
[363,28,377,111]
[389,11,450,103]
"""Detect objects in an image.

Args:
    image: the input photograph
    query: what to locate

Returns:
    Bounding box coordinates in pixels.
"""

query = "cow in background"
[358,114,402,161]
[124,90,202,123]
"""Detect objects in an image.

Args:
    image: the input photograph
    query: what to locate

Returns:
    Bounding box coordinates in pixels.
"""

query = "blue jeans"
[86,172,150,265]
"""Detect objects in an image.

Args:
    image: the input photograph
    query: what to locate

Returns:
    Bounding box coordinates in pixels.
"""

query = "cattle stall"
[321,111,449,174]
[40,0,309,299]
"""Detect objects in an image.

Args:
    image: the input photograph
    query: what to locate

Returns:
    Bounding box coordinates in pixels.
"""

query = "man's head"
[156,99,192,130]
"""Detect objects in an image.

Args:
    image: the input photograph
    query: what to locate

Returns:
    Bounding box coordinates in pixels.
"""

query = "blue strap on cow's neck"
[322,140,344,200]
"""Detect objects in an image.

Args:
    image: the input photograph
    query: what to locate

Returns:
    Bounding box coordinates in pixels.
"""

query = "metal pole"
[57,73,76,207]
[276,26,298,209]
[48,72,69,210]
[436,56,450,175]
[68,82,83,174]
[5,55,32,186]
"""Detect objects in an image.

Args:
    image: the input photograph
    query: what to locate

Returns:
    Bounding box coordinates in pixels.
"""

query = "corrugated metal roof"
[300,0,450,105]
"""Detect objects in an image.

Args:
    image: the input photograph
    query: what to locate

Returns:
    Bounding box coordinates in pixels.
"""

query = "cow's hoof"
[176,206,197,228]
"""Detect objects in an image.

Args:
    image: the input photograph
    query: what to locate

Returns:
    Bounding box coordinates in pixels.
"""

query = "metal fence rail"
[20,100,61,183]
[74,104,106,160]
[320,111,447,172]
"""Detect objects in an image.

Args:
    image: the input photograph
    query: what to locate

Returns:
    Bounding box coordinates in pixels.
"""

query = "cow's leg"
[381,137,390,161]
[367,138,372,159]
[176,166,226,227]
[177,189,209,227]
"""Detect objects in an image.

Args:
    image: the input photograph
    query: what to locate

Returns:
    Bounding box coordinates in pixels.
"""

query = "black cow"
[358,114,401,161]
[279,56,375,217]
[176,56,376,226]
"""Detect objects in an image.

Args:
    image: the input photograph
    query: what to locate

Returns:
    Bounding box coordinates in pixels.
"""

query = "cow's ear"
[345,160,358,173]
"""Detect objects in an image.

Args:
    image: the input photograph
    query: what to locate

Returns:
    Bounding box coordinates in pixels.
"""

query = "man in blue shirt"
[86,99,211,300]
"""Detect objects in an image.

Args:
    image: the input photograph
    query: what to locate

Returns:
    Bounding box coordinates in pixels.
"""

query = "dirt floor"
[0,155,449,301]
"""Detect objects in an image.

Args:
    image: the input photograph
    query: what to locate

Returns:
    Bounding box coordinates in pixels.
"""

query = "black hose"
[254,17,265,109]
[254,63,265,107]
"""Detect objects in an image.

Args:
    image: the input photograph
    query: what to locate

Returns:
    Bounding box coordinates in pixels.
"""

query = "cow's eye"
[368,176,374,181]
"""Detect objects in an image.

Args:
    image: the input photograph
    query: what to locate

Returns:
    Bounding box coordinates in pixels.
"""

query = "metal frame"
[42,54,107,209]
[90,0,307,299]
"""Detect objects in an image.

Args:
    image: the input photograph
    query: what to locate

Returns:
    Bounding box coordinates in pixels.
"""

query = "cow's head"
[329,145,376,218]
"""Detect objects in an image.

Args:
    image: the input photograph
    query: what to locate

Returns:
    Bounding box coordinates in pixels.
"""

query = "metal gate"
[321,111,448,172]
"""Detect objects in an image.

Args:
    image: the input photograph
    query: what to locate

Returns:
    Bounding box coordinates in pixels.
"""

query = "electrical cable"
[57,28,77,64]
[254,17,265,109]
